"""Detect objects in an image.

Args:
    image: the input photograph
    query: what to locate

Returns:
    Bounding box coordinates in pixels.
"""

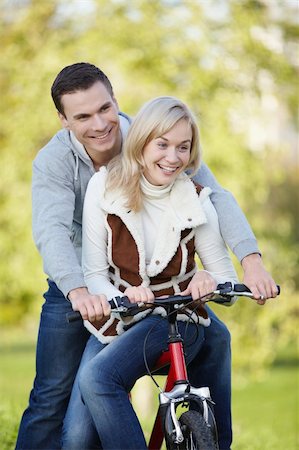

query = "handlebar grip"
[66,311,82,323]
[66,297,126,323]
[233,284,251,293]
[233,283,280,295]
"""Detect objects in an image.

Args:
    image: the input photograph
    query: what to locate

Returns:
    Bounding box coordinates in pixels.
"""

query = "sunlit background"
[0,0,298,448]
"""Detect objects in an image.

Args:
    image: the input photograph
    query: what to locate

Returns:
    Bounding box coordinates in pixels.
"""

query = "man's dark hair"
[51,62,114,116]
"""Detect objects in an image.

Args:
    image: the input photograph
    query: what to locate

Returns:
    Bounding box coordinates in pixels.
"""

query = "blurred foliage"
[0,0,298,373]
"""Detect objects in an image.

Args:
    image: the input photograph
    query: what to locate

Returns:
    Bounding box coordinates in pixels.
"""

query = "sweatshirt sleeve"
[82,173,123,299]
[192,162,260,261]
[32,151,85,297]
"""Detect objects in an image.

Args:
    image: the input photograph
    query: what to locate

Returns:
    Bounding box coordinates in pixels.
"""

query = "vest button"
[155,260,160,265]
[188,218,192,221]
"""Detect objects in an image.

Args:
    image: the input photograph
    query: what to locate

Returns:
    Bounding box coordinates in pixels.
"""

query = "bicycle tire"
[166,409,217,450]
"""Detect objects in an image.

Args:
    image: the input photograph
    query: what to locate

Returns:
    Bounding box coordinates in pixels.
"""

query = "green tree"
[0,0,297,372]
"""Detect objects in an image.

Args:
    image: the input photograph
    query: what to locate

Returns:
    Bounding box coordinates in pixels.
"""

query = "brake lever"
[214,282,234,295]
[112,296,149,317]
[231,291,258,299]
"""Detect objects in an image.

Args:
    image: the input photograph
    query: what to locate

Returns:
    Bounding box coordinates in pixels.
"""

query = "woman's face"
[142,118,192,186]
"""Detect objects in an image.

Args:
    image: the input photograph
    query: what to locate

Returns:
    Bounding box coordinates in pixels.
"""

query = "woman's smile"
[143,118,192,186]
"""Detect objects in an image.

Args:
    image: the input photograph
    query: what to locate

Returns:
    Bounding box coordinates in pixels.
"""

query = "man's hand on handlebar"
[180,271,217,301]
[241,254,279,305]
[68,287,111,322]
[123,286,155,304]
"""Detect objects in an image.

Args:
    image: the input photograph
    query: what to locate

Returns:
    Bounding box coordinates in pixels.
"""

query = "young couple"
[16,63,278,450]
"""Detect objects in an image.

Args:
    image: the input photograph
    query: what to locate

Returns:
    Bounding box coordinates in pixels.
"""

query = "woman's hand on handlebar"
[180,271,217,301]
[123,286,155,304]
[68,287,111,322]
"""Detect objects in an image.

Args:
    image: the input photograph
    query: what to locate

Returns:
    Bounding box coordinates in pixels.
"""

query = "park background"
[0,0,298,448]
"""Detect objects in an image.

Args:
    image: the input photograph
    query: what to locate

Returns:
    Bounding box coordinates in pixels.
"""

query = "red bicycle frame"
[148,331,189,449]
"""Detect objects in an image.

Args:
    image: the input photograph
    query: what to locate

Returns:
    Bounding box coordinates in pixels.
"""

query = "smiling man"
[57,80,122,170]
[15,62,277,450]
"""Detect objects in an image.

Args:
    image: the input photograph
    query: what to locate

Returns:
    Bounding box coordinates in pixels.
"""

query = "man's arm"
[193,163,259,261]
[32,155,85,297]
[193,163,278,301]
[32,154,109,320]
[241,254,278,303]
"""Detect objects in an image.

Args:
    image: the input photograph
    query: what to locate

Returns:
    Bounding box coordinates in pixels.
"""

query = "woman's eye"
[179,146,189,152]
[157,142,167,149]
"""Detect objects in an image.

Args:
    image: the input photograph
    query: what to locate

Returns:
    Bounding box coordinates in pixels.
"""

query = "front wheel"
[166,410,217,450]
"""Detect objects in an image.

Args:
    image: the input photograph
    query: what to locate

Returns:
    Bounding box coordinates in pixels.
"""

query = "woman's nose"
[165,147,179,163]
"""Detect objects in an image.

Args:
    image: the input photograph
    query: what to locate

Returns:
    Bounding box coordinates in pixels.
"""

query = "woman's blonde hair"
[106,96,201,211]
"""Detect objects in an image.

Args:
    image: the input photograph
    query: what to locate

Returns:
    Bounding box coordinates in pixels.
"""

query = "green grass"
[134,363,298,450]
[231,364,298,449]
[0,329,298,450]
[0,335,36,449]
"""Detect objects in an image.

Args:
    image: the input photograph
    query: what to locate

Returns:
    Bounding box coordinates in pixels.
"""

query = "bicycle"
[67,281,280,450]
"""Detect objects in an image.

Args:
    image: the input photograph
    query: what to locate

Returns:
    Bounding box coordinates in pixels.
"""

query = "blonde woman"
[62,97,238,450]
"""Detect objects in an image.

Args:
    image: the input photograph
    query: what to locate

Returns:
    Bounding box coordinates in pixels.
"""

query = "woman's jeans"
[62,311,231,450]
[15,280,232,450]
[15,280,90,450]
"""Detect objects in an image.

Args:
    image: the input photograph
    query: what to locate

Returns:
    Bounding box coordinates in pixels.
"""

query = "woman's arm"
[82,173,123,300]
[194,196,238,284]
[182,195,239,305]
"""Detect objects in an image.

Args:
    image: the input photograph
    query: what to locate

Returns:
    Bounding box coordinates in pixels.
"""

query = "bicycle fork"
[148,323,214,449]
[160,384,213,446]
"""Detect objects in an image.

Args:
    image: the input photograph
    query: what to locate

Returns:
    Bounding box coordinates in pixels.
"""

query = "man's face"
[59,81,121,160]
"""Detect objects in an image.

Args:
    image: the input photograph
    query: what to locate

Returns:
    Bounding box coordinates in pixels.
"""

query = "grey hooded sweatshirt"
[32,112,258,298]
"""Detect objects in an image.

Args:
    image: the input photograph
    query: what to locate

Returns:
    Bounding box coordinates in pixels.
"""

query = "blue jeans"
[15,280,90,450]
[63,306,231,450]
[63,314,211,449]
[189,306,232,450]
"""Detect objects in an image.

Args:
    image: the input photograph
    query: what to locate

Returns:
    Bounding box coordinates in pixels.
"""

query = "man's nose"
[91,114,106,130]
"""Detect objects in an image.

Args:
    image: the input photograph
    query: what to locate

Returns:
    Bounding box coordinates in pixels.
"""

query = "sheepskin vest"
[107,185,202,298]
[85,171,213,343]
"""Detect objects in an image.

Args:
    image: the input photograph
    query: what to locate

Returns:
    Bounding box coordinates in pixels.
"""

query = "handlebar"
[66,282,280,323]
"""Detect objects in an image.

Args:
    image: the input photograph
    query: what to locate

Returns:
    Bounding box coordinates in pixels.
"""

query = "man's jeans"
[189,306,232,450]
[62,308,232,450]
[15,280,90,450]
